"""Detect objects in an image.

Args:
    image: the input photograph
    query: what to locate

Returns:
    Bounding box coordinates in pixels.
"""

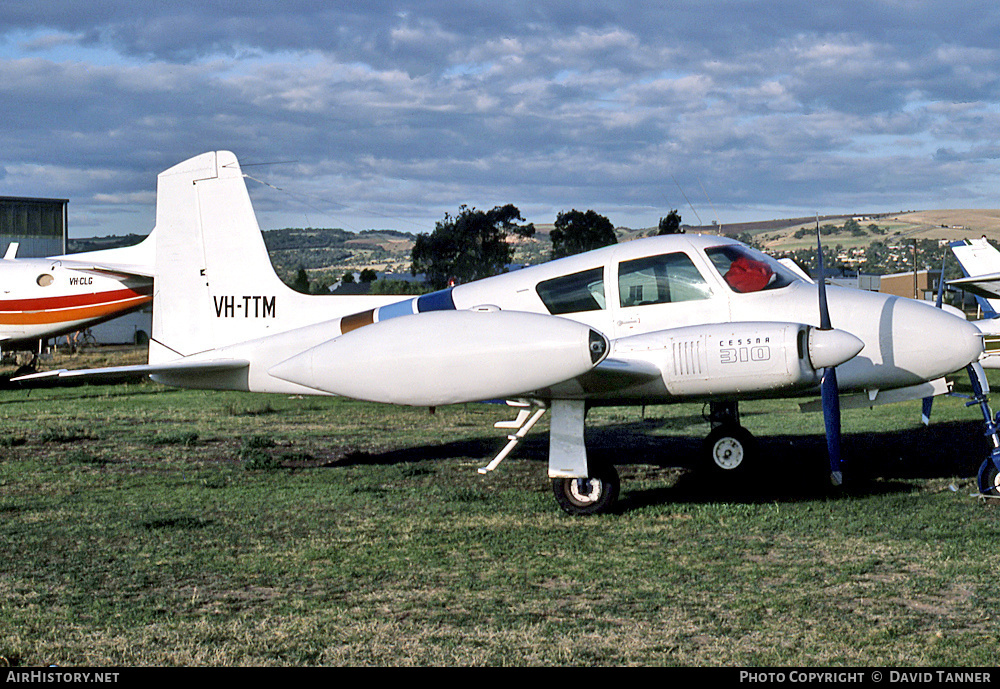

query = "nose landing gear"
[964,363,1000,497]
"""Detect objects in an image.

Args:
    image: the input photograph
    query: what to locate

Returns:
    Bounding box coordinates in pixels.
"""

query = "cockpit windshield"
[705,245,800,294]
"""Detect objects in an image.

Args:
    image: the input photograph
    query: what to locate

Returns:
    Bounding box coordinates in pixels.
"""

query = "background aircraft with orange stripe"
[0,233,154,364]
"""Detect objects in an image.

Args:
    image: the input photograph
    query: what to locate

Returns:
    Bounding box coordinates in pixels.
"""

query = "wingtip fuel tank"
[269,309,608,406]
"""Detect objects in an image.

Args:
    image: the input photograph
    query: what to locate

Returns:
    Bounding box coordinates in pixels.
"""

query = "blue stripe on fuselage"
[376,298,416,321]
[417,288,456,313]
[374,288,455,323]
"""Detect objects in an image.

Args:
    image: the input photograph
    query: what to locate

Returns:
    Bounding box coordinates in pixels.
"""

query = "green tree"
[843,218,863,236]
[549,209,616,260]
[657,210,683,235]
[359,268,378,283]
[290,267,310,294]
[411,204,535,290]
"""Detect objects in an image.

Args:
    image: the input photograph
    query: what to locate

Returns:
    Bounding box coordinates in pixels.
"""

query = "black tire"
[703,425,756,475]
[977,459,1000,497]
[552,463,620,516]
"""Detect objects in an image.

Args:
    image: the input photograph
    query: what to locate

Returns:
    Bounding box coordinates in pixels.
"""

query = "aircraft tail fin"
[949,238,1000,318]
[149,151,312,363]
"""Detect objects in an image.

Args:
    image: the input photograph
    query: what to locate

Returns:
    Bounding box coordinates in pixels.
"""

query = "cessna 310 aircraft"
[0,232,154,365]
[18,151,990,514]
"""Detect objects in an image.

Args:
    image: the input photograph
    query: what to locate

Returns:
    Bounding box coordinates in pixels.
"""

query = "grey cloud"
[3,2,1000,233]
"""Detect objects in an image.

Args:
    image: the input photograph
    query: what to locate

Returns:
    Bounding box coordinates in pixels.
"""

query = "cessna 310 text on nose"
[19,151,986,514]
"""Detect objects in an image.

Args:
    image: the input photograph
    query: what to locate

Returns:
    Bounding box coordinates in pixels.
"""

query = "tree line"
[283,204,684,294]
[410,205,684,291]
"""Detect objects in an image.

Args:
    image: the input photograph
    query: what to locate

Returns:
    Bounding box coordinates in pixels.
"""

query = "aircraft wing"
[588,357,663,385]
[948,273,1000,300]
[798,378,951,412]
[528,356,664,398]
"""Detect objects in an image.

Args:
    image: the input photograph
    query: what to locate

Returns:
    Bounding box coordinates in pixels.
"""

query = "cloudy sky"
[3,2,1000,238]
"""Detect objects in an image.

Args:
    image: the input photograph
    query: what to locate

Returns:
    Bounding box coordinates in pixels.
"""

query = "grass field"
[1,350,999,666]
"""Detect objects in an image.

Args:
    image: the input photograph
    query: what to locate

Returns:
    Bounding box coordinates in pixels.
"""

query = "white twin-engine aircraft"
[0,234,154,363]
[19,151,987,514]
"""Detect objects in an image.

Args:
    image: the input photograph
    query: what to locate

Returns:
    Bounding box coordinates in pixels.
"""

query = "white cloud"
[2,3,1000,235]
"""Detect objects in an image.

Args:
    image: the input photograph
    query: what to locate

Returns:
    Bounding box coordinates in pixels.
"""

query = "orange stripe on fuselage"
[0,287,153,325]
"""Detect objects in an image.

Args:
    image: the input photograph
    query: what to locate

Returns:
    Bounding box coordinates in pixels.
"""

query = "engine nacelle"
[612,321,862,398]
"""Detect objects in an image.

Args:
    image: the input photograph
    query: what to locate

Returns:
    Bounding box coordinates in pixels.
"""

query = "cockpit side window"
[706,245,798,293]
[618,252,713,307]
[536,267,606,315]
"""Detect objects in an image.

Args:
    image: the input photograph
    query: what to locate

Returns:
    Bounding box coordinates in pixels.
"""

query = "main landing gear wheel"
[977,459,1000,497]
[704,425,756,476]
[552,463,620,516]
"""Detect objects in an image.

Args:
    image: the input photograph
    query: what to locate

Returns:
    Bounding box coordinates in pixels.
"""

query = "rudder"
[150,151,314,362]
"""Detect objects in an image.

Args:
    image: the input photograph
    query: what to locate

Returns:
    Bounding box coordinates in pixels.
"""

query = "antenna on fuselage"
[698,178,722,233]
[670,174,703,226]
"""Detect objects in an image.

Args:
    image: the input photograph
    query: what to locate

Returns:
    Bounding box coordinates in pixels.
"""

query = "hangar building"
[0,196,68,258]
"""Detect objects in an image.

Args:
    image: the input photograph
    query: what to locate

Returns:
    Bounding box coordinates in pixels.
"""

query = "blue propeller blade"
[816,224,843,485]
[822,366,843,485]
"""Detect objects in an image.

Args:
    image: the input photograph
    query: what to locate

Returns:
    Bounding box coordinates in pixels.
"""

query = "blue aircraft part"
[972,295,997,320]
[374,288,456,323]
[376,298,417,321]
[815,226,843,485]
[417,288,456,313]
[964,363,1000,493]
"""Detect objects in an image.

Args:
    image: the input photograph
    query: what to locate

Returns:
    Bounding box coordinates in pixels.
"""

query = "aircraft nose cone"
[808,328,865,369]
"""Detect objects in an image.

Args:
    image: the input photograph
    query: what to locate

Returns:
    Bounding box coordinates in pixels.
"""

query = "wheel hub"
[712,437,744,470]
[568,478,602,505]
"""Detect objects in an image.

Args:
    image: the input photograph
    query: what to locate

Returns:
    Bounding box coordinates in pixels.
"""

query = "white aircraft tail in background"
[949,237,1000,319]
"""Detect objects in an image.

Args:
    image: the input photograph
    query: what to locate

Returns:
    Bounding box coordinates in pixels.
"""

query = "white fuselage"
[25,152,984,411]
[168,233,983,405]
[0,257,152,349]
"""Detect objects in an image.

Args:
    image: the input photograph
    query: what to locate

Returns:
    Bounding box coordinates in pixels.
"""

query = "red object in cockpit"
[724,256,774,293]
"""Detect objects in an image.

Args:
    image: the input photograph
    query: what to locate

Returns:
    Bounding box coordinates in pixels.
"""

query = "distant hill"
[67,233,149,253]
[68,210,1000,285]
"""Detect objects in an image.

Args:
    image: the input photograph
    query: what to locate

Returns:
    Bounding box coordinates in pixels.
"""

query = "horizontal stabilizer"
[12,359,249,385]
[50,231,156,278]
[63,263,155,279]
